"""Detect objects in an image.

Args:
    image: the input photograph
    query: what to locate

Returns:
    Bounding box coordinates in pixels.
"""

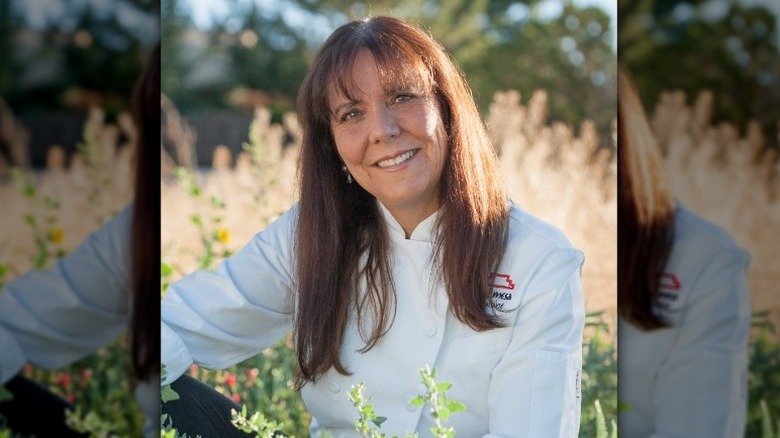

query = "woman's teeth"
[377,150,415,168]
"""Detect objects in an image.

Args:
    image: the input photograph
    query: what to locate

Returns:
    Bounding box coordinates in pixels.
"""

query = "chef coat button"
[329,381,340,393]
[406,402,418,412]
[425,324,437,337]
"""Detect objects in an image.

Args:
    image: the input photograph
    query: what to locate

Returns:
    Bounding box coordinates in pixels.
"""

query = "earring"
[341,165,353,184]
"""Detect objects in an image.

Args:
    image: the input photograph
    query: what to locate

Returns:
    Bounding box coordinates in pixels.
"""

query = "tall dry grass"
[651,89,780,325]
[0,101,135,276]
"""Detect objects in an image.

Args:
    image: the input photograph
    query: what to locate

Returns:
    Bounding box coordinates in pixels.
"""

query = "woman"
[0,44,160,437]
[162,17,584,437]
[617,69,750,437]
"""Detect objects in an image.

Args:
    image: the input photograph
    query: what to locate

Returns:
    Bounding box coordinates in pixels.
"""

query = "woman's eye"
[340,109,360,122]
[393,94,414,104]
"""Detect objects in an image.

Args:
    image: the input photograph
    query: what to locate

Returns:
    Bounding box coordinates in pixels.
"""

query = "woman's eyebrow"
[331,99,358,115]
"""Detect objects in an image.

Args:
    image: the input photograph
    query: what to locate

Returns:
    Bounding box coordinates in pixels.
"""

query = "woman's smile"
[375,149,418,169]
[329,50,448,233]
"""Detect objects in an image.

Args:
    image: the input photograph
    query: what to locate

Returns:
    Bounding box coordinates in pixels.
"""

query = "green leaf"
[161,263,173,277]
[372,416,387,427]
[437,407,451,422]
[435,381,452,392]
[447,401,466,413]
[410,396,425,407]
[0,385,13,403]
[161,384,180,403]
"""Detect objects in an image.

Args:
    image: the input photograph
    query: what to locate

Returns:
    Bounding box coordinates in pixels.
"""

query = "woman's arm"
[486,247,586,437]
[161,207,298,385]
[0,206,133,384]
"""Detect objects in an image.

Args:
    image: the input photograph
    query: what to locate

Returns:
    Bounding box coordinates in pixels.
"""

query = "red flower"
[226,374,237,387]
[231,393,241,404]
[58,374,71,387]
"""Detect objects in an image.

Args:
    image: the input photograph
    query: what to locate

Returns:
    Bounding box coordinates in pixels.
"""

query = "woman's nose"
[368,105,401,143]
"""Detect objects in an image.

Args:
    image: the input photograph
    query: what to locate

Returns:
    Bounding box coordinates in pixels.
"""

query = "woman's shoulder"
[671,203,749,268]
[507,202,581,256]
[659,203,750,314]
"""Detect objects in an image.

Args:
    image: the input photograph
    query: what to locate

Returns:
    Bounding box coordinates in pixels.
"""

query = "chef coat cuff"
[161,322,193,386]
[0,330,26,384]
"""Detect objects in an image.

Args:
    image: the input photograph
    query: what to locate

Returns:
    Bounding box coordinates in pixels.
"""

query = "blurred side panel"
[618,0,780,436]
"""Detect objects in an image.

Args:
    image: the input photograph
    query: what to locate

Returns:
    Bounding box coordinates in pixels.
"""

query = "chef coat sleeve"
[649,248,750,438]
[0,205,133,385]
[161,206,297,386]
[485,247,585,437]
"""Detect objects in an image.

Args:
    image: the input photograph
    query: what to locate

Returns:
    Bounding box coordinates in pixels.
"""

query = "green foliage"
[9,168,67,270]
[1,0,156,113]
[231,406,285,438]
[172,167,232,271]
[747,312,780,437]
[619,0,780,149]
[65,406,122,438]
[347,366,464,438]
[593,399,617,438]
[184,335,311,438]
[580,311,617,438]
[0,386,12,403]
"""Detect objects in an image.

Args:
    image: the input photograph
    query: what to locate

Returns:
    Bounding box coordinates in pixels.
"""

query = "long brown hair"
[130,43,160,380]
[294,16,509,387]
[617,69,675,330]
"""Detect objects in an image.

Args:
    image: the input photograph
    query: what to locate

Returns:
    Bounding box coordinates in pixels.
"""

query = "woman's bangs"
[372,46,434,95]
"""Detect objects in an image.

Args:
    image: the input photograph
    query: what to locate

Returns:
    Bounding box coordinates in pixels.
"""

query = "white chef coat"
[0,205,160,438]
[161,200,585,437]
[618,204,751,438]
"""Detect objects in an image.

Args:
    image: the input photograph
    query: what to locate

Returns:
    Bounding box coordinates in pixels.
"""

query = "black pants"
[0,375,87,437]
[163,374,259,438]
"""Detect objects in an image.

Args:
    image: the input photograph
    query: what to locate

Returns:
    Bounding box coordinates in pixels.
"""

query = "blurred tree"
[1,0,159,116]
[165,0,616,148]
[619,0,780,149]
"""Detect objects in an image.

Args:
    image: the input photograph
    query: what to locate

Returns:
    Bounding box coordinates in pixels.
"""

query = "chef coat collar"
[377,200,440,242]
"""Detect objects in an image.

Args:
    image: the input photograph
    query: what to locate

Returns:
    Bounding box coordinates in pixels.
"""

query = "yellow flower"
[216,227,231,244]
[48,228,65,245]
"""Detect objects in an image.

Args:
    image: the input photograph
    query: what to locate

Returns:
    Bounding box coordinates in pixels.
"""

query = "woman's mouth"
[376,150,417,168]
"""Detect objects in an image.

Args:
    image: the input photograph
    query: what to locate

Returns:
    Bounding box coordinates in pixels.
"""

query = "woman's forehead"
[326,51,432,102]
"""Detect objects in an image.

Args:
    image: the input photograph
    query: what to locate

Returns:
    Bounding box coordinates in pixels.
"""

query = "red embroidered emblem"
[659,273,681,291]
[490,273,516,290]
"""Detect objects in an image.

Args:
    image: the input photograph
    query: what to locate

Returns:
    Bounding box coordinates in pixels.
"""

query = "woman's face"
[328,50,448,219]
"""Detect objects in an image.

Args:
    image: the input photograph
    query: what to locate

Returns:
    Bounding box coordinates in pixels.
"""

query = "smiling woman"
[161,16,585,437]
[328,50,448,237]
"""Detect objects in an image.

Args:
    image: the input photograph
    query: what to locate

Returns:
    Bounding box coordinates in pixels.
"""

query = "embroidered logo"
[658,272,681,302]
[488,273,520,311]
[490,273,516,290]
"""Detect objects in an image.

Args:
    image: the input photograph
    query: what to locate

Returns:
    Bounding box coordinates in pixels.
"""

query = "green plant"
[231,405,285,438]
[173,167,232,270]
[748,312,780,437]
[593,399,617,438]
[9,168,66,270]
[580,311,617,438]
[348,366,465,438]
[65,406,121,438]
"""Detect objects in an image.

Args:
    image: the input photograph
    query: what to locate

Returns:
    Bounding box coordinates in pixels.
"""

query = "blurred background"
[620,0,780,436]
[1,1,158,436]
